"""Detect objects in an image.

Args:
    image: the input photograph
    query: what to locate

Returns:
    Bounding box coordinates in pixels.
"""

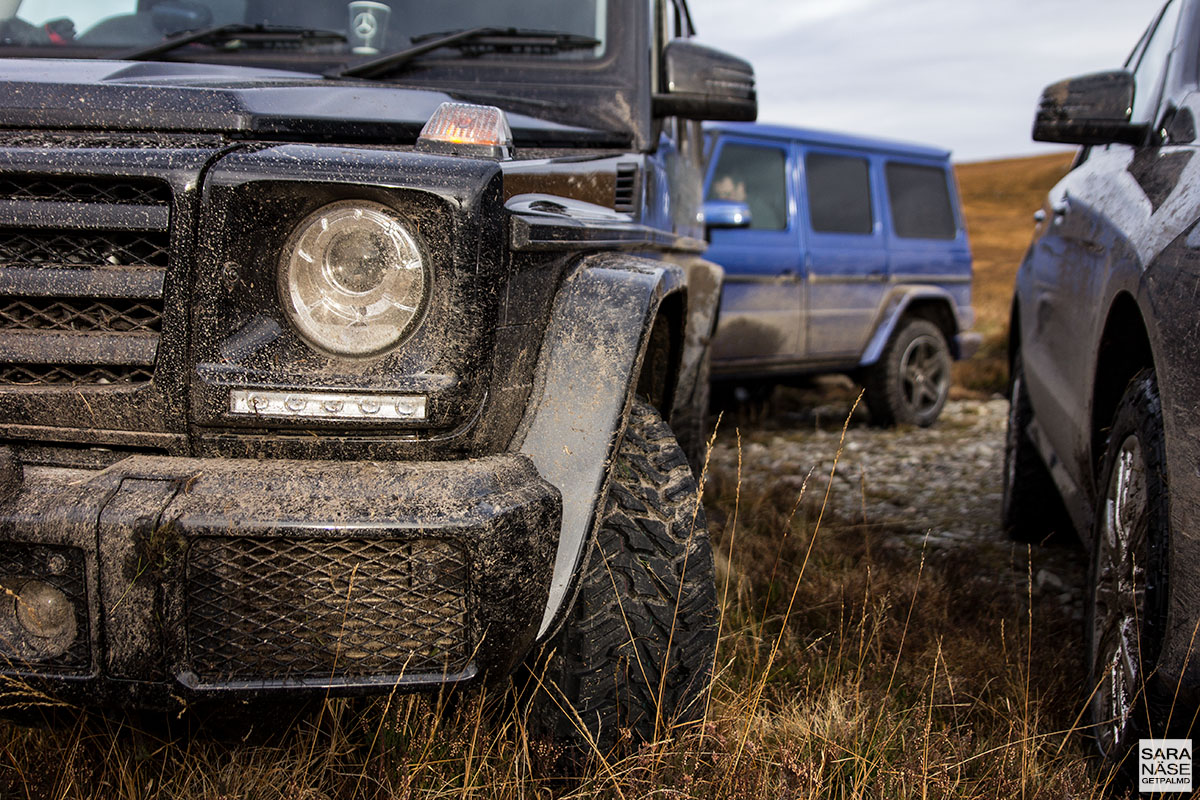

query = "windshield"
[3,0,607,59]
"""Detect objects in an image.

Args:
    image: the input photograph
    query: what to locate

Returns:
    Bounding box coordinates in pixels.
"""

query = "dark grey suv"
[1004,0,1200,767]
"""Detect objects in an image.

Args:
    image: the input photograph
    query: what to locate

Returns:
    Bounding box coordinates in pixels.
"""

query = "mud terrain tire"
[864,318,951,427]
[531,400,717,754]
[1086,369,1172,768]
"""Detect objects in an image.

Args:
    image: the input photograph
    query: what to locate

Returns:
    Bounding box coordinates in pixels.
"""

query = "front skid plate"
[0,453,560,708]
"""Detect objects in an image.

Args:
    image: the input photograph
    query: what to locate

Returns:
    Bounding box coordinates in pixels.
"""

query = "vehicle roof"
[706,121,952,161]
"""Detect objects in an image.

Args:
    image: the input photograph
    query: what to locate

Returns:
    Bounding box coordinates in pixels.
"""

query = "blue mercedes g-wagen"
[703,123,978,426]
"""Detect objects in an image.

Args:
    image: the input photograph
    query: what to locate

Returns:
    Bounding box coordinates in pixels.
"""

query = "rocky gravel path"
[704,389,1087,618]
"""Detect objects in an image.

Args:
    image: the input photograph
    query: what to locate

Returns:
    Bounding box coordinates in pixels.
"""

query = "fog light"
[15,580,75,642]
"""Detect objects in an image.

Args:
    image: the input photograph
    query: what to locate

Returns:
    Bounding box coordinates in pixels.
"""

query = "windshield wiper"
[119,24,346,61]
[330,27,600,80]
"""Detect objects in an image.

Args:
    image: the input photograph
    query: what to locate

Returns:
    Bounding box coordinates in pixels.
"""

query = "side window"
[706,143,788,231]
[1130,0,1180,125]
[885,163,957,240]
[806,152,873,235]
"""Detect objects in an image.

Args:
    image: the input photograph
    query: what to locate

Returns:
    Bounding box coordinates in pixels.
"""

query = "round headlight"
[15,580,76,655]
[280,201,427,357]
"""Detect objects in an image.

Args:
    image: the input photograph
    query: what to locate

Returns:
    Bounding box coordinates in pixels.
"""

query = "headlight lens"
[280,201,427,357]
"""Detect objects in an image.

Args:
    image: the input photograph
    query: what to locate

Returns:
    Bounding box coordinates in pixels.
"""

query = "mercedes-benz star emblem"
[353,12,377,39]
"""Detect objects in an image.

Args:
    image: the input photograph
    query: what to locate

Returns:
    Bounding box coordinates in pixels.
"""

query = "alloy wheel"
[1091,433,1149,754]
[899,334,949,416]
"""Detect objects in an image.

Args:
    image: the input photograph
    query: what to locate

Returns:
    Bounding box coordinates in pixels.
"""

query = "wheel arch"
[656,254,723,469]
[903,297,958,341]
[859,287,961,368]
[1090,292,1156,473]
[636,291,686,420]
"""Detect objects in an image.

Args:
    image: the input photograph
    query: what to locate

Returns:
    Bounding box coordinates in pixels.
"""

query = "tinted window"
[885,163,957,240]
[706,143,788,231]
[1130,0,1180,125]
[806,153,873,234]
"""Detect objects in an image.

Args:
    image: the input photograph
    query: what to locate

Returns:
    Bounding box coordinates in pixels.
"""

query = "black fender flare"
[512,252,687,638]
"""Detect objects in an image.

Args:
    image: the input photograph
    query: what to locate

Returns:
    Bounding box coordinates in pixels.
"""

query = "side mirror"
[653,40,756,122]
[702,199,752,230]
[1033,70,1146,146]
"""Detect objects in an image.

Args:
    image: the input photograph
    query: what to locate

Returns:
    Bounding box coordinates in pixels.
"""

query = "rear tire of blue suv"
[1086,368,1172,769]
[863,318,950,427]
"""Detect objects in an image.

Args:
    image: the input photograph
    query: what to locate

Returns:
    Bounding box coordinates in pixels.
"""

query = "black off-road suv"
[0,0,754,749]
[1006,0,1199,770]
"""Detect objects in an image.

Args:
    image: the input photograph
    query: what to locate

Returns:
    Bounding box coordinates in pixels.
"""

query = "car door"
[706,135,804,366]
[802,146,889,359]
[1020,0,1185,490]
[1019,154,1115,489]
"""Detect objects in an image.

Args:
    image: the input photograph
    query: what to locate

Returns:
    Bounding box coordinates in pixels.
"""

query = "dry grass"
[0,407,1134,799]
[952,151,1075,394]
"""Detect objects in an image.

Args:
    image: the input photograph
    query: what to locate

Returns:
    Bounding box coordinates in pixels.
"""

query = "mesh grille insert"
[187,538,473,684]
[0,231,169,268]
[0,364,153,385]
[0,297,162,333]
[0,176,170,205]
[0,133,219,149]
[0,168,173,391]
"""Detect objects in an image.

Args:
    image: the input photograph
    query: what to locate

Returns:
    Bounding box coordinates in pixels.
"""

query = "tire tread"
[531,401,716,752]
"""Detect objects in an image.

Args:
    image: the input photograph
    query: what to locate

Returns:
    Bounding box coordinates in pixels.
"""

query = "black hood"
[0,58,619,145]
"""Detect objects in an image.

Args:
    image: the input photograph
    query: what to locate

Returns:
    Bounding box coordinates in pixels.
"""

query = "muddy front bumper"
[0,451,560,709]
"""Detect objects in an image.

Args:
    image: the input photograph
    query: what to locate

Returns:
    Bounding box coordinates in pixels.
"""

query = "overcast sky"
[687,0,1166,162]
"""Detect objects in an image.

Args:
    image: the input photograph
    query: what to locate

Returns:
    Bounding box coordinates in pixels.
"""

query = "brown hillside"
[952,151,1075,392]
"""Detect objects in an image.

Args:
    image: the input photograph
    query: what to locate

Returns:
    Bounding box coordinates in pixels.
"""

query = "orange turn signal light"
[416,102,513,160]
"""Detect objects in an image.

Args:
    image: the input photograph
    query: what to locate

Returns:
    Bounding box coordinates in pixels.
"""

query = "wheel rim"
[1091,434,1149,753]
[899,334,948,416]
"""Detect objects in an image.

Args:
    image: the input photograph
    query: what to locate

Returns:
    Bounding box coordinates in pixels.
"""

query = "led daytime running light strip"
[230,389,427,420]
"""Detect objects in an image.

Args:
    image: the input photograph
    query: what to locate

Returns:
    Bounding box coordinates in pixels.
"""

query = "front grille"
[0,364,154,386]
[186,538,473,684]
[0,173,171,386]
[0,176,171,206]
[0,133,224,150]
[0,297,162,333]
[0,543,90,676]
[0,231,169,268]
